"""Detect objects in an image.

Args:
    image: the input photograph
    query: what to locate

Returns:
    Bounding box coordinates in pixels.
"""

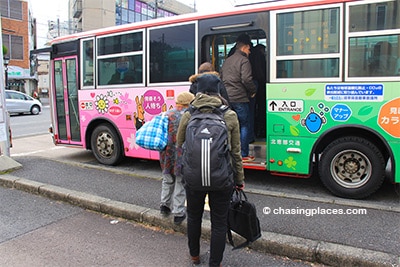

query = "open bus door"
[52,56,81,145]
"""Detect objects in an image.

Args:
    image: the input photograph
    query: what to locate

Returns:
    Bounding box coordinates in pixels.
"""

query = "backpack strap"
[189,105,229,115]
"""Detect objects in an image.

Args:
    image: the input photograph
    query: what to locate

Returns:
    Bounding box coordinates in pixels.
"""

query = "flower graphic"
[95,94,109,114]
[113,98,120,105]
[127,133,139,150]
[284,156,297,170]
[120,92,133,109]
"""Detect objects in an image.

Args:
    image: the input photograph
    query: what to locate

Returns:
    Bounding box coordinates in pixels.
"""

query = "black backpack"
[182,105,234,191]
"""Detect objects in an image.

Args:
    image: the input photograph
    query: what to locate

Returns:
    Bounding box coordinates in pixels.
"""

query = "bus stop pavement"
[0,163,397,267]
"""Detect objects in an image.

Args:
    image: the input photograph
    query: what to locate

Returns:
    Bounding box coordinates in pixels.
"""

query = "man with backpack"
[177,74,245,267]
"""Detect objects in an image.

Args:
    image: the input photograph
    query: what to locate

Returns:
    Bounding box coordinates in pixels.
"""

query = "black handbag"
[227,189,261,249]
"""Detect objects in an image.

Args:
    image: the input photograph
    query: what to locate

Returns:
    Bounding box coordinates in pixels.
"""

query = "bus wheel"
[91,124,123,166]
[318,136,385,199]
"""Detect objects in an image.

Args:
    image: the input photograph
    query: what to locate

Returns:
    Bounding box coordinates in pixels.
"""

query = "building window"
[0,0,22,20]
[2,34,24,60]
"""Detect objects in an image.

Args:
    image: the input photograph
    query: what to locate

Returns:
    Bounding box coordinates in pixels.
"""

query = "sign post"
[0,18,11,156]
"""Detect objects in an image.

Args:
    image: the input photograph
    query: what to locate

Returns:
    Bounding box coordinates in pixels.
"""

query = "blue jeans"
[248,80,258,143]
[231,102,250,157]
[185,187,232,266]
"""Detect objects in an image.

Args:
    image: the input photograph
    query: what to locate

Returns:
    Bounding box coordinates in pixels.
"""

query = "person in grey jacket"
[220,34,257,162]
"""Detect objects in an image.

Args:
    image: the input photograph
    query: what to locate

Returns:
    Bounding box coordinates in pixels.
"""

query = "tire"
[31,105,40,115]
[318,136,385,199]
[90,124,123,165]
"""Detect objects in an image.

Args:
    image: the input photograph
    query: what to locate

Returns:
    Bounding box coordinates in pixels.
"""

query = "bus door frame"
[52,55,82,145]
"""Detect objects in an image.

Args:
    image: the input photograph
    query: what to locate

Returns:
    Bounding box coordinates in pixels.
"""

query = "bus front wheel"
[91,124,123,166]
[318,136,385,199]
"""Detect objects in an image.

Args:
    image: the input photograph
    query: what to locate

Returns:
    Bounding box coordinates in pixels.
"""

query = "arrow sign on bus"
[268,100,304,113]
[269,101,278,111]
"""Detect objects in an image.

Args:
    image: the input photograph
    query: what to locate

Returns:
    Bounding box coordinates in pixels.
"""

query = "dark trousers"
[185,187,232,267]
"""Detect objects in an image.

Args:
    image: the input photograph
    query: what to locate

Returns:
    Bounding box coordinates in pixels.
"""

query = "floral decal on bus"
[95,94,109,114]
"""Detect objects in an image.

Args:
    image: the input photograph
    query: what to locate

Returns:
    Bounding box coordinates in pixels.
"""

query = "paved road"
[1,134,399,266]
[1,187,313,267]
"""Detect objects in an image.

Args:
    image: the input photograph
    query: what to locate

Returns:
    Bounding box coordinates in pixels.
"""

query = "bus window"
[149,23,196,83]
[98,32,143,55]
[277,58,339,78]
[203,31,266,73]
[349,35,400,77]
[349,1,400,32]
[98,55,143,85]
[348,1,400,78]
[81,39,94,87]
[97,31,144,86]
[275,7,340,79]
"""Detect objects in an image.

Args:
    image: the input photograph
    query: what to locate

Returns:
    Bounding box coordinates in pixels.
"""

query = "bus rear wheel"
[91,124,123,166]
[318,136,385,199]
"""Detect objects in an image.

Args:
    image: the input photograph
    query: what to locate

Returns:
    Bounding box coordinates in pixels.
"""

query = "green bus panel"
[267,135,315,174]
[266,82,400,178]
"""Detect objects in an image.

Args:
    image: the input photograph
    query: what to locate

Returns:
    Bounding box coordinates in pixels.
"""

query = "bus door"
[53,56,81,145]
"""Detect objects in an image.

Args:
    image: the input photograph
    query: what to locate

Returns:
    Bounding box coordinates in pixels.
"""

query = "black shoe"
[174,214,186,225]
[191,255,200,265]
[160,205,171,216]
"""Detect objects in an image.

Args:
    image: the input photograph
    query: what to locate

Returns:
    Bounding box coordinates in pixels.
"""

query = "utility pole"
[0,18,11,157]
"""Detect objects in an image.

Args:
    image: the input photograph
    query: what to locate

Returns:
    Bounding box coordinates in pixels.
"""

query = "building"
[29,0,193,96]
[1,0,36,95]
[69,0,194,33]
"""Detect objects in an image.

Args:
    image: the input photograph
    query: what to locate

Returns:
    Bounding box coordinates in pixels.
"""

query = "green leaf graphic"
[358,106,373,116]
[305,88,316,96]
[290,125,300,136]
[284,156,297,170]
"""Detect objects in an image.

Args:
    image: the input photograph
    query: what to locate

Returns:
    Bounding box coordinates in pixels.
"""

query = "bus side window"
[97,31,144,86]
[82,39,94,87]
[348,35,400,77]
[369,41,398,76]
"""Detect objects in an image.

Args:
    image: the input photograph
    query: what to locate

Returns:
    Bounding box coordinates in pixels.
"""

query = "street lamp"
[3,56,9,90]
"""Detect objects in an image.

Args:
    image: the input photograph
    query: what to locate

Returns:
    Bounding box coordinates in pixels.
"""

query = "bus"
[37,0,400,199]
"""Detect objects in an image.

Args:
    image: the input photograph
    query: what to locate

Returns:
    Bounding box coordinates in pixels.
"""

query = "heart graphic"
[90,93,95,98]
[292,114,300,121]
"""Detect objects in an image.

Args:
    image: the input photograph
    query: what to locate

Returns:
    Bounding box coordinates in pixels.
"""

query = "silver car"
[5,90,42,115]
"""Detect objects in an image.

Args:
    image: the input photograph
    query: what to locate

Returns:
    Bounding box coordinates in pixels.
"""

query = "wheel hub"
[331,150,371,188]
[97,132,114,157]
[343,158,360,174]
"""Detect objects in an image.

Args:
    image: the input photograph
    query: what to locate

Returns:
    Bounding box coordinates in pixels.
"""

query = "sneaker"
[160,205,171,216]
[242,156,255,162]
[191,256,200,265]
[173,214,186,225]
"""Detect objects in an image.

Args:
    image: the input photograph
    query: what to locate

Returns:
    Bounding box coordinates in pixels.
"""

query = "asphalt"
[0,145,398,266]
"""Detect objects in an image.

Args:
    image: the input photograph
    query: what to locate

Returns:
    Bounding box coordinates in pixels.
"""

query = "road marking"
[12,146,65,157]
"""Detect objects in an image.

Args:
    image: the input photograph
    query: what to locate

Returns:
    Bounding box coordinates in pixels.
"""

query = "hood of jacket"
[191,93,223,110]
[189,71,220,83]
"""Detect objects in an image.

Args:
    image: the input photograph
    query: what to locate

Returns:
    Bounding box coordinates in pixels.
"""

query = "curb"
[0,174,398,267]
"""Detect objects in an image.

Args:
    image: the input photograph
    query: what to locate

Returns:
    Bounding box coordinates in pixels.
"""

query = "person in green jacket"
[176,74,244,267]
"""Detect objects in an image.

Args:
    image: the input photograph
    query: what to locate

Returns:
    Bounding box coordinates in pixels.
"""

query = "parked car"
[5,90,42,115]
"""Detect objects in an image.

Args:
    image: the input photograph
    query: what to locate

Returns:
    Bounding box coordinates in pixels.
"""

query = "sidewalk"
[0,136,398,267]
